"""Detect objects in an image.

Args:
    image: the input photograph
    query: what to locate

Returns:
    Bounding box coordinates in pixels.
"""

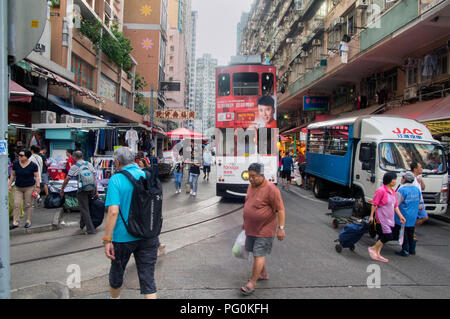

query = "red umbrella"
[166,128,205,139]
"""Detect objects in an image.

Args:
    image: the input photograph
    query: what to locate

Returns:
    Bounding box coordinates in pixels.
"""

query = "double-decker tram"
[215,56,278,198]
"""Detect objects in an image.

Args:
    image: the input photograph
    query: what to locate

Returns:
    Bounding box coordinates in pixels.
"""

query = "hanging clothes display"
[96,129,118,155]
[125,128,139,154]
[339,41,349,64]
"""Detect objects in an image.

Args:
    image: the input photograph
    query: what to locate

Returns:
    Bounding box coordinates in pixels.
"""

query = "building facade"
[123,0,169,129]
[194,53,217,137]
[239,0,450,136]
[164,0,192,129]
[187,10,198,130]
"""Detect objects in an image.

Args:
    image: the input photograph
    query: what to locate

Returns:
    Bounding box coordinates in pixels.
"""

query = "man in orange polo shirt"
[241,163,286,296]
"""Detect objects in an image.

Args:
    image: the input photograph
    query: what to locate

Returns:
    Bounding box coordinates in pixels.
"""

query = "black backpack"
[118,166,163,239]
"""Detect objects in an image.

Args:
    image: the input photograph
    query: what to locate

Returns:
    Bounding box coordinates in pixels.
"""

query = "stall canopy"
[9,79,34,103]
[48,94,105,122]
[166,128,205,139]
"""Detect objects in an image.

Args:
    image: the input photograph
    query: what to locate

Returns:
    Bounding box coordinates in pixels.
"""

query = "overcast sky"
[191,0,254,66]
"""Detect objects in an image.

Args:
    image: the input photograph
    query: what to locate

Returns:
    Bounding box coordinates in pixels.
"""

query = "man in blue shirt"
[281,152,294,190]
[103,147,159,299]
[395,171,423,257]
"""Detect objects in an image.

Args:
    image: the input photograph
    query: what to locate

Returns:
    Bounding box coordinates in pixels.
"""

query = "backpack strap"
[116,170,139,232]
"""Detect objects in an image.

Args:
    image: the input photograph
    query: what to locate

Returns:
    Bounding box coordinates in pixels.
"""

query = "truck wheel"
[313,179,329,199]
[354,190,369,217]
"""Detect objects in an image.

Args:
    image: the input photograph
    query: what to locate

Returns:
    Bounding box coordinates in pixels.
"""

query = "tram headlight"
[241,171,249,181]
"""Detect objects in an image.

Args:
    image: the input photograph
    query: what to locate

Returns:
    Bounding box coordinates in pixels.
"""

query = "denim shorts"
[109,237,159,295]
[245,236,274,257]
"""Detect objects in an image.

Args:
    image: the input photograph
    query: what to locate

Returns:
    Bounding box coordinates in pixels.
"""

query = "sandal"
[240,284,255,296]
[258,275,270,281]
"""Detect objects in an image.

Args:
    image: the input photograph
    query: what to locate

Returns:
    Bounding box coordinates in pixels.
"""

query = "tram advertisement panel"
[216,95,277,129]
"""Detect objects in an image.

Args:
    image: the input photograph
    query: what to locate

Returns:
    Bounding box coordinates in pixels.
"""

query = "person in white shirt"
[410,162,428,226]
[30,145,43,184]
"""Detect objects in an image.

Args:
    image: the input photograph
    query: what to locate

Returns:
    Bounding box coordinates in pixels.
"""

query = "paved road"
[10,168,450,299]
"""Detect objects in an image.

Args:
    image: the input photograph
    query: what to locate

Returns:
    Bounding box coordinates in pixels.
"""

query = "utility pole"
[0,0,11,299]
[150,84,154,155]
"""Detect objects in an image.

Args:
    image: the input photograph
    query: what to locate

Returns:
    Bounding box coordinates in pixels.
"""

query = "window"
[71,55,94,90]
[324,127,349,156]
[380,143,447,174]
[99,74,117,101]
[407,66,418,86]
[437,47,448,76]
[120,88,130,108]
[218,73,230,96]
[262,73,274,96]
[233,73,259,96]
[307,129,325,154]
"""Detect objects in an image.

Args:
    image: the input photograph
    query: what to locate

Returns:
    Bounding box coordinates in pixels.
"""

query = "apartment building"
[239,0,450,135]
[187,10,198,130]
[123,0,169,129]
[17,0,142,123]
[194,54,217,137]
[165,0,193,129]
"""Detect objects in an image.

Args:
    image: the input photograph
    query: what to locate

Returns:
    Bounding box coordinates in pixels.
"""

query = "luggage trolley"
[327,197,357,229]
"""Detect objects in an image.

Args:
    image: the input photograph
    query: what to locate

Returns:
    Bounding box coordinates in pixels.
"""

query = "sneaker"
[193,192,196,196]
[190,190,193,195]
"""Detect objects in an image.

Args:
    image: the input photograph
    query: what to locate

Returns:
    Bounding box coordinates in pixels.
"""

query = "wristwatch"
[278,226,285,230]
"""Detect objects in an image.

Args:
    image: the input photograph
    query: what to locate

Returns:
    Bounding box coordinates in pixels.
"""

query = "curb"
[10,281,70,299]
[9,209,63,237]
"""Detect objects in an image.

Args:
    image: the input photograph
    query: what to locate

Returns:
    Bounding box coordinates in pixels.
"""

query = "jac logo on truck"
[392,128,423,140]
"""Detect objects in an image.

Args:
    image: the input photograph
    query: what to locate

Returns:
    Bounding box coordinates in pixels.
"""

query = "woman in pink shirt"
[368,172,406,263]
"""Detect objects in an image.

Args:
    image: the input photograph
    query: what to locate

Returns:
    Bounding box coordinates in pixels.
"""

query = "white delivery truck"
[306,115,448,216]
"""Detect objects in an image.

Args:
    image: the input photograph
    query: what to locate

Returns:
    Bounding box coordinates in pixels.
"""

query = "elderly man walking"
[241,163,286,296]
[103,147,160,299]
[60,150,98,234]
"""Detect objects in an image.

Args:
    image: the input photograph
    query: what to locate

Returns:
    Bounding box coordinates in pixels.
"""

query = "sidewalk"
[9,204,63,237]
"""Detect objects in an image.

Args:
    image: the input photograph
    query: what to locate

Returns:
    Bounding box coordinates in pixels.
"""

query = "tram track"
[10,203,244,266]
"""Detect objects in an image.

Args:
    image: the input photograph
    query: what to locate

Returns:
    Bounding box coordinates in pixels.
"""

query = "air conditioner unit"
[313,39,322,46]
[74,118,88,124]
[41,111,56,124]
[356,0,369,9]
[60,115,74,124]
[404,87,418,100]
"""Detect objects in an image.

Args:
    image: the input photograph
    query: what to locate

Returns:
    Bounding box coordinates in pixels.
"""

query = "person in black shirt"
[8,149,40,229]
[186,151,201,196]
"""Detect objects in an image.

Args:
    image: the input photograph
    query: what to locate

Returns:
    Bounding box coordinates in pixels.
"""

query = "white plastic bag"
[232,230,249,259]
[398,224,405,246]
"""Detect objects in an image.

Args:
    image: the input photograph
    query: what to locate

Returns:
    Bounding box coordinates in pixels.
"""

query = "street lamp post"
[0,0,11,299]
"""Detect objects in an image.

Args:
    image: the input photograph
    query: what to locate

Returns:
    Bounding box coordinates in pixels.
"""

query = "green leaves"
[79,19,133,73]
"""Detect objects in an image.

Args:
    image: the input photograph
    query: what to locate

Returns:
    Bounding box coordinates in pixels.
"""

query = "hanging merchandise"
[339,41,349,64]
[95,128,119,155]
[125,128,139,154]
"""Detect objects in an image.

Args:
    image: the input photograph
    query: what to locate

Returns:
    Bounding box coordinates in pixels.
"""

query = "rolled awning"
[47,94,105,122]
[9,80,34,103]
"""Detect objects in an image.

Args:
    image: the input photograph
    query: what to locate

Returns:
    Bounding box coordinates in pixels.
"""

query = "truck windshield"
[379,142,447,174]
